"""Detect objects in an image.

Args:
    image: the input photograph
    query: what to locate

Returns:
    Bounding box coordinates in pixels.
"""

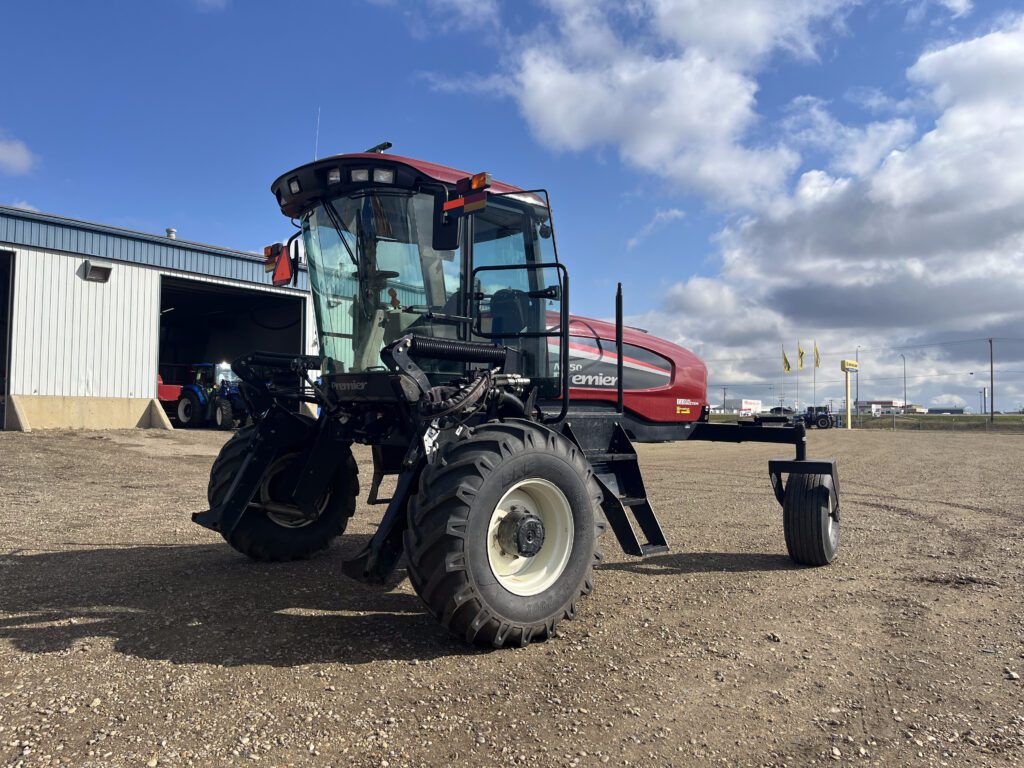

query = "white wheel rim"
[487,478,574,596]
[826,493,837,540]
[215,409,223,426]
[258,453,326,529]
[178,400,191,421]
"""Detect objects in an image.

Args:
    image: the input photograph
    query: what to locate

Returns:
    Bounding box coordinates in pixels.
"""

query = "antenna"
[314,106,321,161]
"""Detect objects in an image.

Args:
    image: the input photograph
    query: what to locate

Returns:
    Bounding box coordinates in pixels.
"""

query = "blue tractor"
[175,362,247,430]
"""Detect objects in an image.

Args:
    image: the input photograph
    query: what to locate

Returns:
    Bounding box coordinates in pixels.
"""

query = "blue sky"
[3,0,1023,409]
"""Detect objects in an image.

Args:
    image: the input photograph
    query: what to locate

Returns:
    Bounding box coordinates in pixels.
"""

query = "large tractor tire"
[214,399,234,430]
[783,473,839,566]
[176,391,202,428]
[207,424,358,562]
[815,414,831,429]
[405,421,606,647]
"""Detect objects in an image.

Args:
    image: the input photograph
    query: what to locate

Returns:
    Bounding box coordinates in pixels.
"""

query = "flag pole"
[780,345,785,408]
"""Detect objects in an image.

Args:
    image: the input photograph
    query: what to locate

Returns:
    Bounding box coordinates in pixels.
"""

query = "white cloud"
[784,96,916,177]
[383,0,499,37]
[646,0,854,67]
[429,0,498,28]
[930,393,967,407]
[0,132,35,175]
[626,208,685,250]
[937,0,972,17]
[640,17,1024,407]
[9,200,38,212]
[507,0,860,208]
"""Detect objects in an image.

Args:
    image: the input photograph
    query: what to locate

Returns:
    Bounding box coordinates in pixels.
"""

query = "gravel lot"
[1,428,1022,767]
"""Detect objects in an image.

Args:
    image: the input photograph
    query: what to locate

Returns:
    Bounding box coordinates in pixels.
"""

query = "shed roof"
[0,205,308,291]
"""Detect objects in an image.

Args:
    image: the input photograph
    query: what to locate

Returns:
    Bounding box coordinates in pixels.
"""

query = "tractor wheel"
[207,424,358,562]
[404,421,606,647]
[815,415,831,429]
[176,391,202,428]
[214,399,234,430]
[782,473,838,566]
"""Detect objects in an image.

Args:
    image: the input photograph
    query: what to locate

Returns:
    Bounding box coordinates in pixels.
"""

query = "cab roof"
[271,152,525,218]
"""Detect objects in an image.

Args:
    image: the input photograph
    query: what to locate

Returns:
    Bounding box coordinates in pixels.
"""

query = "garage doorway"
[158,276,305,421]
[0,251,13,430]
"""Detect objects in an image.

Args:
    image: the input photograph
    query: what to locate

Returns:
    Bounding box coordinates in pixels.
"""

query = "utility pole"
[989,338,995,422]
[722,386,728,412]
[899,353,907,414]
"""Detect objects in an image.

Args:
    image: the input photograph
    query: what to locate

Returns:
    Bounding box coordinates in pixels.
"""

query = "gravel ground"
[0,428,1021,767]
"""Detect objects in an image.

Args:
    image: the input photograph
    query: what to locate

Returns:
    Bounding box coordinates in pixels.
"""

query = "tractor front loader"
[192,150,841,647]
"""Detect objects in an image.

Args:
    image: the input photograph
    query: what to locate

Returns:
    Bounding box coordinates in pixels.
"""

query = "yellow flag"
[814,341,820,369]
[797,342,805,371]
[783,347,791,373]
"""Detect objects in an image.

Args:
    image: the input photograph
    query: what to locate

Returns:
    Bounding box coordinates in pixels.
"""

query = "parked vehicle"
[796,406,835,429]
[159,363,246,429]
[190,149,842,647]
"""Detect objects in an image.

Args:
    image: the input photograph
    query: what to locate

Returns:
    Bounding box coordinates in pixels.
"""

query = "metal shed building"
[0,205,314,431]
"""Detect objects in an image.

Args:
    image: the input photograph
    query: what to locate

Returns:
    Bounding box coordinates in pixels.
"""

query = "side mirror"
[432,193,461,253]
[264,236,301,286]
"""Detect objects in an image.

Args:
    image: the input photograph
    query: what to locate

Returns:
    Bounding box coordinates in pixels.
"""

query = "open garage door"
[0,251,12,430]
[158,276,305,422]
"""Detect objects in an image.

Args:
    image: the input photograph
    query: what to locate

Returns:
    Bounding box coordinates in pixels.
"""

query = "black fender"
[192,405,320,535]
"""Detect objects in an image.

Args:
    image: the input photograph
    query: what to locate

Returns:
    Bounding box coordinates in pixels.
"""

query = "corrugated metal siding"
[7,249,315,400]
[0,206,309,291]
[9,247,161,398]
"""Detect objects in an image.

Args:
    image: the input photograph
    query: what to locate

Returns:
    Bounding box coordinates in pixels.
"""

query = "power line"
[701,337,1024,365]
[709,368,1024,389]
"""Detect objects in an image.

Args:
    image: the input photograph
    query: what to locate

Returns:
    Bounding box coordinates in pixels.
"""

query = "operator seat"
[490,288,530,338]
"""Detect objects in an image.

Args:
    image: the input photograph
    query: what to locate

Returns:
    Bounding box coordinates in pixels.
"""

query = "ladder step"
[618,495,647,507]
[586,452,637,463]
[640,543,670,556]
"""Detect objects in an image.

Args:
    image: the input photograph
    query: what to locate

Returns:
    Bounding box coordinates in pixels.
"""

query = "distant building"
[930,406,965,415]
[722,398,762,415]
[856,399,910,415]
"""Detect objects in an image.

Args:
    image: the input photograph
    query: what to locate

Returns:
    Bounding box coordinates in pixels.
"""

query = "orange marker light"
[470,171,491,191]
[456,171,491,195]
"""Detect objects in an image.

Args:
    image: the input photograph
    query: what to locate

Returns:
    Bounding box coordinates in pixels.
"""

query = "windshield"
[214,363,239,385]
[302,190,462,374]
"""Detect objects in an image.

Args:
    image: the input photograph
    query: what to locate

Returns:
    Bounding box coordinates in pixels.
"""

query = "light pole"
[899,353,907,413]
[855,345,861,426]
[989,338,995,422]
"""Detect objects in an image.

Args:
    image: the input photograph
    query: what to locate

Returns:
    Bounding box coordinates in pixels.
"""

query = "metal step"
[585,451,637,463]
[563,421,669,558]
[641,543,670,556]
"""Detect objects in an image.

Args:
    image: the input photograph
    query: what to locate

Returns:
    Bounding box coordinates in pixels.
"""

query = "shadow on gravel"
[600,551,799,575]
[0,542,469,667]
